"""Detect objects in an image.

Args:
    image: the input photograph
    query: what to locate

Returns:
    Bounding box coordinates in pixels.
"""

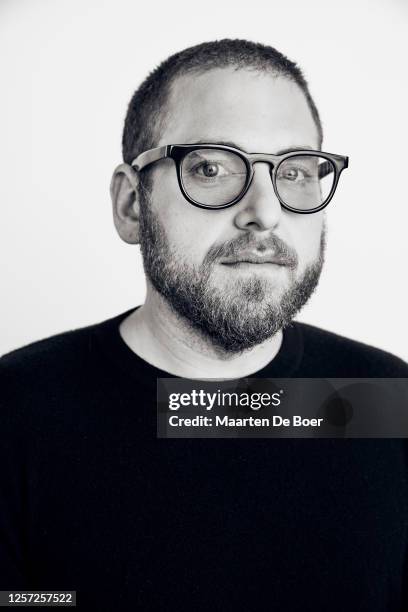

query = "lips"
[220,251,289,265]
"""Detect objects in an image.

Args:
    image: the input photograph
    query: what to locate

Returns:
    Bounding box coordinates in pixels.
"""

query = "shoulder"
[295,322,408,377]
[1,322,96,381]
[0,312,127,414]
[0,326,91,423]
[0,309,131,374]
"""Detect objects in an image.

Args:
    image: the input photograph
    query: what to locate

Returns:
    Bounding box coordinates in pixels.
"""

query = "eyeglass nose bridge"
[246,152,280,168]
[241,153,281,204]
[244,153,280,192]
[245,154,281,189]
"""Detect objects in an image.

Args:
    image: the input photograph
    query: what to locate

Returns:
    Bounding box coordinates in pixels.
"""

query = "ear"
[110,163,141,244]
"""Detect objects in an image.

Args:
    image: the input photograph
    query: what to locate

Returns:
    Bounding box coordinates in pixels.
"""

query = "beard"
[138,189,326,354]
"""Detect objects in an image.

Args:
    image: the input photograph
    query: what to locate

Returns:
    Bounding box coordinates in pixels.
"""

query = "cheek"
[150,175,223,263]
[150,168,191,238]
[290,214,324,266]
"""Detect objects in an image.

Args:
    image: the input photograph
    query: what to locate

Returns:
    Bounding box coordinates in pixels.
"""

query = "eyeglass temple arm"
[131,146,170,171]
[319,160,334,179]
[318,157,349,179]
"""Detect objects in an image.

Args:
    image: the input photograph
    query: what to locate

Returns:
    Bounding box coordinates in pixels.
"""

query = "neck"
[119,285,283,379]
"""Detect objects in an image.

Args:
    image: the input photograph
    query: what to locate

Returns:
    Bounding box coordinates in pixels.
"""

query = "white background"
[1,0,407,360]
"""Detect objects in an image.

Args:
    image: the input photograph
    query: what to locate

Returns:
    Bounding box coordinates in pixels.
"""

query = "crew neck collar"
[92,306,304,381]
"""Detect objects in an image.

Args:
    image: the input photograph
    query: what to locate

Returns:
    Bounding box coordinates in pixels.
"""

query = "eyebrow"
[189,139,316,155]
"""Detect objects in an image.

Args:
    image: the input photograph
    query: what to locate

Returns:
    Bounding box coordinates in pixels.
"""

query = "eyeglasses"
[131,144,349,214]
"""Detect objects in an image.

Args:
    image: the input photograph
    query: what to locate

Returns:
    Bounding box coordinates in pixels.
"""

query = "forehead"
[159,68,320,152]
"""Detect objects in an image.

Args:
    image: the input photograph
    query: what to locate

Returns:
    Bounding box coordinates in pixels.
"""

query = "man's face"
[138,68,325,353]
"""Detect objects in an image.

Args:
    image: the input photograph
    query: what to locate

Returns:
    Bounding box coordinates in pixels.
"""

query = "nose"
[233,162,283,232]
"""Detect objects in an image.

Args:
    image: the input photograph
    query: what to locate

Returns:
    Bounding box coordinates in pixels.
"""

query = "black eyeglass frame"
[131,144,349,214]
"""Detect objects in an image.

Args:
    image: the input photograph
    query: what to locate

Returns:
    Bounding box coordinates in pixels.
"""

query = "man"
[1,39,407,611]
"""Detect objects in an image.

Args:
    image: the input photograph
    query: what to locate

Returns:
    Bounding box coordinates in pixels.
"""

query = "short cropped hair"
[122,38,323,167]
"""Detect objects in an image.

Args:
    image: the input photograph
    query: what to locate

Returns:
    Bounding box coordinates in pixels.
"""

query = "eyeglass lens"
[276,155,335,211]
[181,149,336,209]
[182,149,247,207]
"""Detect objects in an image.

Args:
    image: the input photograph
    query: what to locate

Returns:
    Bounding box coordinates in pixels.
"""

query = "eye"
[193,161,227,178]
[279,166,307,182]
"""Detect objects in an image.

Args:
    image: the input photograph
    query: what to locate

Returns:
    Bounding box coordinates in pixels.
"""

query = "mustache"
[204,233,299,269]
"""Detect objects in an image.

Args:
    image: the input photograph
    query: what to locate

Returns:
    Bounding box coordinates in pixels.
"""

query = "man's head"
[112,39,328,353]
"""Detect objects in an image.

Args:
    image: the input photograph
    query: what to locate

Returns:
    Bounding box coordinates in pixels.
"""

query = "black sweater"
[1,308,408,611]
